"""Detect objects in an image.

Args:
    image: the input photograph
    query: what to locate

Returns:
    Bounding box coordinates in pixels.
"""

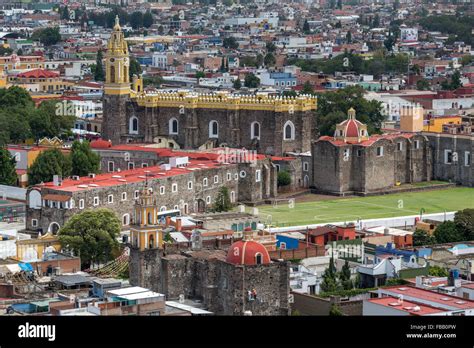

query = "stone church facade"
[312,109,432,195]
[101,18,317,156]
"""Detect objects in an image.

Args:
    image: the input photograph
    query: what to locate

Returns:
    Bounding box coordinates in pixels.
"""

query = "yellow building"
[9,68,73,94]
[423,116,462,133]
[0,54,45,71]
[129,186,165,251]
[15,232,61,262]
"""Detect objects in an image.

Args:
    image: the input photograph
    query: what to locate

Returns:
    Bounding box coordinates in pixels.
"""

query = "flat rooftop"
[367,297,446,316]
[381,286,474,310]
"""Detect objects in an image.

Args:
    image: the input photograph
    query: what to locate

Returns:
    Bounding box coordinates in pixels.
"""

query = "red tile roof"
[316,133,416,147]
[17,69,59,79]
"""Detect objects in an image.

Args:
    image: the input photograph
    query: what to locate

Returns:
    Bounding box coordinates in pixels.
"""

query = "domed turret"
[334,108,369,143]
[226,231,270,265]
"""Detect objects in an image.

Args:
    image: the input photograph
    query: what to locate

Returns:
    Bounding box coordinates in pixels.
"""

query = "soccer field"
[251,187,474,227]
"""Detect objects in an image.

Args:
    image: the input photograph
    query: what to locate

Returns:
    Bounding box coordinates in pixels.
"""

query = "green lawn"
[249,187,474,227]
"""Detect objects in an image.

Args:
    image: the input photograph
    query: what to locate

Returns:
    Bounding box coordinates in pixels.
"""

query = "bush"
[277,171,291,187]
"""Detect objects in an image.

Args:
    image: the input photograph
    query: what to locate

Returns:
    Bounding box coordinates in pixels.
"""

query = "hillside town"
[0,0,473,320]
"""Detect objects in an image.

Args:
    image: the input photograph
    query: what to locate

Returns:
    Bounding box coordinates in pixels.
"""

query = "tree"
[321,257,340,292]
[301,81,314,94]
[143,11,154,28]
[413,229,436,246]
[58,209,121,269]
[329,304,343,316]
[277,171,291,187]
[416,79,431,91]
[214,186,232,212]
[264,53,276,67]
[233,78,242,89]
[94,50,105,81]
[31,27,61,46]
[71,140,100,177]
[61,5,70,20]
[454,209,474,240]
[449,70,462,90]
[244,73,260,88]
[434,221,465,244]
[315,86,384,136]
[266,42,276,53]
[339,260,353,290]
[303,20,310,34]
[130,11,143,29]
[429,265,449,277]
[129,57,142,79]
[27,148,71,185]
[0,147,17,186]
[223,37,239,49]
[346,30,352,44]
[29,100,75,140]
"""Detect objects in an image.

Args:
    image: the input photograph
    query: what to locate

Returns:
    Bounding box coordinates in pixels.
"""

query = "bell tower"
[129,186,164,251]
[102,15,131,144]
[104,15,130,95]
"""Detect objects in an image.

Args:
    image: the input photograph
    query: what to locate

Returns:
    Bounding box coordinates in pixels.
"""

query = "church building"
[101,16,317,156]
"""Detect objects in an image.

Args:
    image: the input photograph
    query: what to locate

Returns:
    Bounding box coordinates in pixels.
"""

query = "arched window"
[122,214,130,226]
[255,253,263,265]
[110,65,115,83]
[283,121,295,140]
[147,212,152,225]
[209,120,219,138]
[169,118,178,135]
[251,121,260,139]
[129,117,138,134]
[149,234,154,249]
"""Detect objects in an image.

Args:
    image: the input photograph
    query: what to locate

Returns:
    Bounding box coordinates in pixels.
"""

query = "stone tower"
[102,15,131,145]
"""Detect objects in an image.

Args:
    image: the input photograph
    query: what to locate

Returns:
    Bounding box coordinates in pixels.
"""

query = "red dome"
[90,138,112,149]
[226,240,271,265]
[345,119,359,138]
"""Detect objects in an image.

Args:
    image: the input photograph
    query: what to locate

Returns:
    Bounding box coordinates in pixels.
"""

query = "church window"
[129,117,139,134]
[169,118,179,135]
[172,183,178,192]
[209,120,219,138]
[206,196,211,204]
[397,142,403,151]
[283,121,295,140]
[149,234,154,249]
[414,140,420,149]
[122,214,129,226]
[376,146,384,157]
[160,186,165,195]
[203,178,208,186]
[110,65,115,83]
[251,121,260,139]
[255,253,263,264]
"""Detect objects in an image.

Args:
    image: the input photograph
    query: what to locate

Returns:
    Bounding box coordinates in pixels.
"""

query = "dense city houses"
[0,0,473,321]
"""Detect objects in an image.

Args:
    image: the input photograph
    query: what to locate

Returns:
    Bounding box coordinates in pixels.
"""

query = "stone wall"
[129,245,290,315]
[424,132,473,187]
[103,98,316,156]
[312,135,433,194]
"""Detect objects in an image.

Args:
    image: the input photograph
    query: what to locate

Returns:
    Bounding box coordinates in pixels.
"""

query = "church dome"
[334,108,369,142]
[226,239,271,265]
[90,138,112,149]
